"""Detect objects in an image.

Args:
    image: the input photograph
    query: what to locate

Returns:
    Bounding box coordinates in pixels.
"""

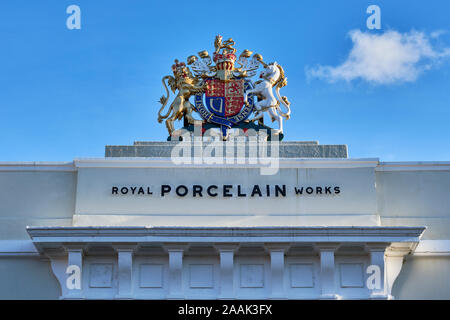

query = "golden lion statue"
[157,60,205,136]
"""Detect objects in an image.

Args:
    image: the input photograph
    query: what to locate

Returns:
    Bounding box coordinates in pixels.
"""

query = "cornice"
[26,226,425,252]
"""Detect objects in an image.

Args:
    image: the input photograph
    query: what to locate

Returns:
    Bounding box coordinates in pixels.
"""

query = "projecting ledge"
[26,226,425,254]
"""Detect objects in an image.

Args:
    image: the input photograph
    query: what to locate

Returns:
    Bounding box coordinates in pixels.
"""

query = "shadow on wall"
[392,255,450,299]
[0,257,60,299]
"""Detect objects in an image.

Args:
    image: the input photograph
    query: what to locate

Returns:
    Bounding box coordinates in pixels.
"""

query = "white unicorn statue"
[244,61,291,135]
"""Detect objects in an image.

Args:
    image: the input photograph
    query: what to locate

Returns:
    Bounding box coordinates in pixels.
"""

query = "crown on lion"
[171,59,186,72]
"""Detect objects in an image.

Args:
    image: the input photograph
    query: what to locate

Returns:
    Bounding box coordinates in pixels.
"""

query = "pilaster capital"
[63,244,87,254]
[365,242,390,252]
[43,247,67,259]
[385,243,413,257]
[163,243,189,254]
[113,244,139,253]
[315,243,341,252]
[264,243,290,253]
[214,243,240,253]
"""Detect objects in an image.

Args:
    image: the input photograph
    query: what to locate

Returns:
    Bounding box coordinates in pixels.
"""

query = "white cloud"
[430,30,447,39]
[307,29,450,85]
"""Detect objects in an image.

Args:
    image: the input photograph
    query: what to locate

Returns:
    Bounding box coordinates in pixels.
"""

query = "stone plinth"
[105,141,348,158]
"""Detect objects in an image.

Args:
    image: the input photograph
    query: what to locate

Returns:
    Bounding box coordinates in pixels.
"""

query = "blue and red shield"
[194,78,254,138]
[205,79,245,117]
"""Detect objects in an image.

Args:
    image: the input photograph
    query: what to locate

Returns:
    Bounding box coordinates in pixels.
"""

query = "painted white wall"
[376,170,450,239]
[393,256,450,299]
[0,170,76,240]
[0,257,60,299]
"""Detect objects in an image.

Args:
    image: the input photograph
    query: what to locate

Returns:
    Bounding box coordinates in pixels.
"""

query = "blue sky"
[0,0,449,161]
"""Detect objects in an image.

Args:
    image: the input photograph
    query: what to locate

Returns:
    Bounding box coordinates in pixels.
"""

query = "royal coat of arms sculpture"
[157,35,291,140]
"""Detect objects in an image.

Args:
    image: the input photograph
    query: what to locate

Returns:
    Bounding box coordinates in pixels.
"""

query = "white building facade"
[0,141,449,299]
